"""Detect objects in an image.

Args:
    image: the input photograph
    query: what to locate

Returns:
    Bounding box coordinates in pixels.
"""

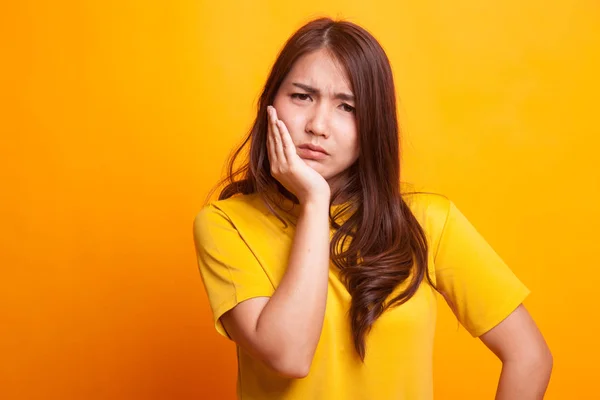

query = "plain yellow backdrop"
[2,0,599,399]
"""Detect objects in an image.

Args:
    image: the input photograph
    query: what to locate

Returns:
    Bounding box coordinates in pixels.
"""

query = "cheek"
[337,121,359,157]
[273,101,306,141]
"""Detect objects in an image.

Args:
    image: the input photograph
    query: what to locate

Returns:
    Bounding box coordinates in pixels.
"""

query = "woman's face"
[272,48,359,192]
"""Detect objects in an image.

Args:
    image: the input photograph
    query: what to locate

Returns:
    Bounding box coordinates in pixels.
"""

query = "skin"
[220,48,553,395]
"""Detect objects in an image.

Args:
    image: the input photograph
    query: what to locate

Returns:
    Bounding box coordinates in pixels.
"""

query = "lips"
[298,144,328,155]
[297,144,328,161]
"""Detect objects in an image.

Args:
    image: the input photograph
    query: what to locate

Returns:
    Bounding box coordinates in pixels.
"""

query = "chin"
[303,160,327,173]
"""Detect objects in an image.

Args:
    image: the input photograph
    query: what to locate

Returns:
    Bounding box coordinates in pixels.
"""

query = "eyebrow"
[292,82,355,102]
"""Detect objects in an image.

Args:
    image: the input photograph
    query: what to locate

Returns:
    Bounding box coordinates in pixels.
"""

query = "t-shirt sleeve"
[433,200,530,337]
[193,203,275,339]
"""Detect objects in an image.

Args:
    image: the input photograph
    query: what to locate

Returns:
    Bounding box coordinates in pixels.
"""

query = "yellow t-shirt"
[193,192,530,400]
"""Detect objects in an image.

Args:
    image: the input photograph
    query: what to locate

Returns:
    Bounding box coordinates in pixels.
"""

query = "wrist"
[299,197,330,213]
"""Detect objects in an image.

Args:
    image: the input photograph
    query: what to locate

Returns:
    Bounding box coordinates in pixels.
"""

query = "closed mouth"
[298,144,328,155]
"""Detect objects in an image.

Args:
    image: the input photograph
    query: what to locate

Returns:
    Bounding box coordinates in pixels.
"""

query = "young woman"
[193,17,552,400]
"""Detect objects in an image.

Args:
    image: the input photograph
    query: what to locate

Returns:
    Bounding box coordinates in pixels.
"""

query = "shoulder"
[403,192,452,226]
[402,192,453,253]
[194,193,266,234]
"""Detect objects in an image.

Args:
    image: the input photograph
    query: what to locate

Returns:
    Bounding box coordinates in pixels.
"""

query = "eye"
[291,93,312,101]
[340,103,355,113]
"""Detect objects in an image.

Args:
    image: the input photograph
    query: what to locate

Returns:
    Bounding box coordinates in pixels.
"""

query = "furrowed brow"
[292,82,354,102]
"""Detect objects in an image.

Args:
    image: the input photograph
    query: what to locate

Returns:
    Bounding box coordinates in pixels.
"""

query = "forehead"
[283,49,352,93]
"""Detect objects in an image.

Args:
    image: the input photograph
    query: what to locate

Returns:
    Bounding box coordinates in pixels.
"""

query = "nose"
[305,103,329,138]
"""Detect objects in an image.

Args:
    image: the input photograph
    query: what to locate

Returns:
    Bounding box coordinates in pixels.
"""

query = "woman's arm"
[480,304,553,399]
[220,199,330,379]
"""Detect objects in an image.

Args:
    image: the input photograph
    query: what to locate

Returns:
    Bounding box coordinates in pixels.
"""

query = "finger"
[270,107,286,163]
[266,109,277,165]
[276,119,296,161]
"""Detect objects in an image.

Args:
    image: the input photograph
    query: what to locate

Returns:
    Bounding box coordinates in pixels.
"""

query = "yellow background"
[2,0,598,399]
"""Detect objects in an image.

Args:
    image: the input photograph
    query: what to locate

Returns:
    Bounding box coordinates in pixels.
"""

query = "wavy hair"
[209,17,436,361]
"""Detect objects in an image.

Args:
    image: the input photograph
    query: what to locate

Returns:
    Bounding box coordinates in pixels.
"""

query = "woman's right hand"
[266,105,331,205]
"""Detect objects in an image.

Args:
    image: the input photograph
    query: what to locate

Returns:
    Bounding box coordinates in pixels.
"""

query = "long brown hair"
[209,17,436,361]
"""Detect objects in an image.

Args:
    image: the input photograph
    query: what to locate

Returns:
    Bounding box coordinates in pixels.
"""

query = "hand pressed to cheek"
[267,105,303,167]
[268,106,286,163]
[265,105,331,204]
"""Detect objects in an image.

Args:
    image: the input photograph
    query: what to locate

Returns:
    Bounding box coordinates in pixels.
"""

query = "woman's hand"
[266,105,330,205]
